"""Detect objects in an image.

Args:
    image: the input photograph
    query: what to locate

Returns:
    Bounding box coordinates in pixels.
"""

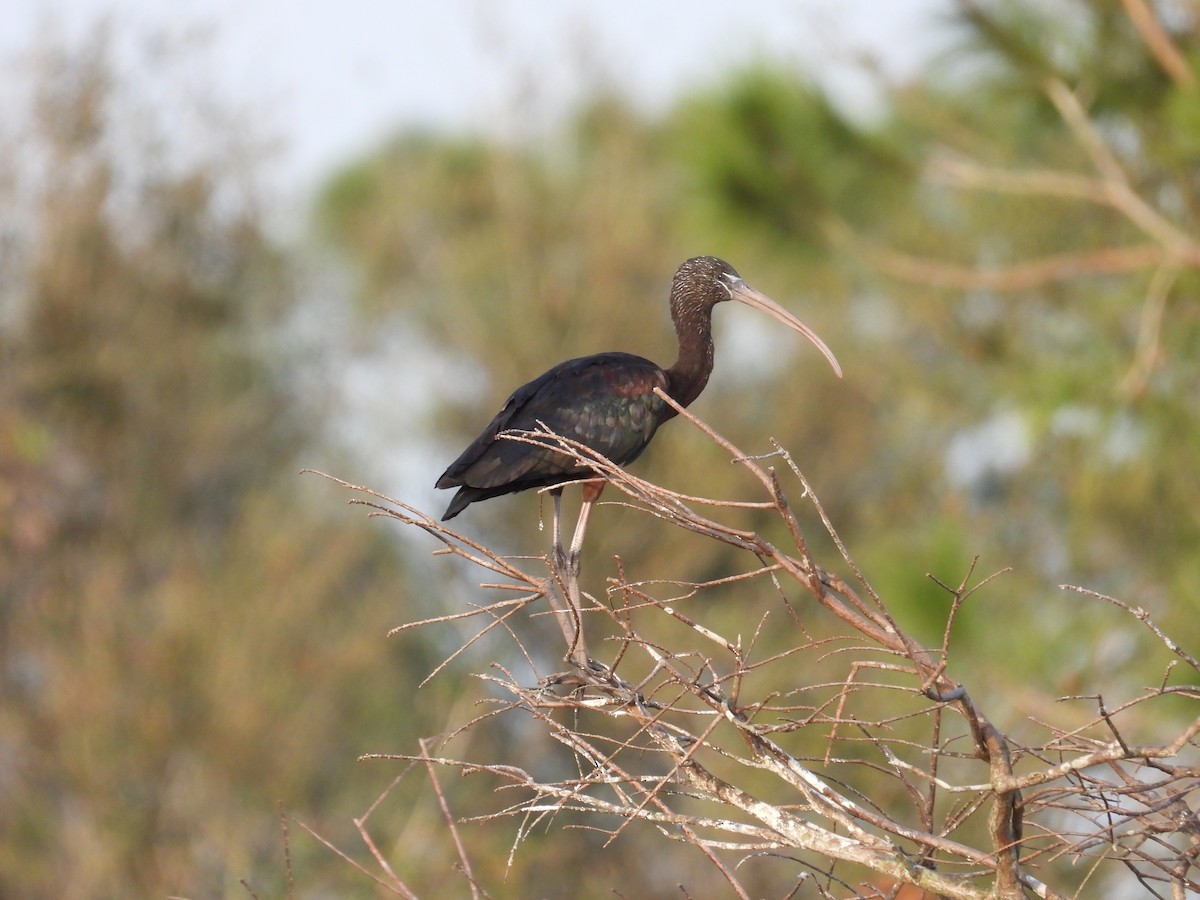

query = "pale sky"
[4,0,955,500]
[6,0,953,189]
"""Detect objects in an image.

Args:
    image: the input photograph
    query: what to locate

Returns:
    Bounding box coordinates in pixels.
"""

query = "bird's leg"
[567,481,605,579]
[543,486,588,665]
[554,480,605,668]
[550,488,567,574]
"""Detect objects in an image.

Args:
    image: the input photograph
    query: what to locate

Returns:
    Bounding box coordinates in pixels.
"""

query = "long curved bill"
[728,278,843,379]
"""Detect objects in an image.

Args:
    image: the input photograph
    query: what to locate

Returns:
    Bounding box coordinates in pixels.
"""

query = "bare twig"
[1122,0,1197,90]
[1060,584,1200,673]
[419,738,483,899]
[1042,77,1200,263]
[309,413,1198,898]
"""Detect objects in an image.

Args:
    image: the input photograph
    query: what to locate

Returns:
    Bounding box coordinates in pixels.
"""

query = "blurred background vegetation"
[2,1,1197,896]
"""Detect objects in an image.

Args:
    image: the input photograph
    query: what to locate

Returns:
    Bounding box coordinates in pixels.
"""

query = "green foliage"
[667,66,919,257]
[316,4,1198,891]
[6,0,1198,895]
[315,3,1200,643]
[0,28,441,898]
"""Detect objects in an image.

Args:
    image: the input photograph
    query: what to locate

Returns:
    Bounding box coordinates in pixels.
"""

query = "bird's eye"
[718,272,739,298]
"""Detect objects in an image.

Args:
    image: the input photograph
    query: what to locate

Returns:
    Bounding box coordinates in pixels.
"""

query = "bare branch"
[858,237,1172,292]
[1122,0,1198,90]
[1042,77,1200,263]
[313,413,1198,898]
[1060,584,1200,673]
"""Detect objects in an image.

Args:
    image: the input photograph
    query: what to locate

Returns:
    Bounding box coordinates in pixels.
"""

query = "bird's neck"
[664,306,715,410]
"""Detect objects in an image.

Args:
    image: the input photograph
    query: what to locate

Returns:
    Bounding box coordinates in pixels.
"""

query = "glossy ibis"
[436,256,841,577]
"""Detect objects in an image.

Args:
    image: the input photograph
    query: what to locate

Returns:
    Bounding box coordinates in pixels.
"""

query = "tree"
[314,1,1199,896]
[320,408,1198,897]
[0,27,439,898]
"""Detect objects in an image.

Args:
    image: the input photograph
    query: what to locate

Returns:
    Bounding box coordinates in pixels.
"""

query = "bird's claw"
[551,544,582,580]
[552,544,569,577]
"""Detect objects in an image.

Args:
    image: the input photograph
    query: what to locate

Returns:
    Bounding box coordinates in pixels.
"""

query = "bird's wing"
[437,353,669,491]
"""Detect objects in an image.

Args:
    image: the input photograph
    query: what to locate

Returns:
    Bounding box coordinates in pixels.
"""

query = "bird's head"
[673,256,843,378]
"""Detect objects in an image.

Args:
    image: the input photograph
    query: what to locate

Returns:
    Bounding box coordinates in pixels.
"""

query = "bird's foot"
[552,543,570,578]
[550,544,583,581]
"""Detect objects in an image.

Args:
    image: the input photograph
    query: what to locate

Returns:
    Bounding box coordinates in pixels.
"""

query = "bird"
[436,255,842,576]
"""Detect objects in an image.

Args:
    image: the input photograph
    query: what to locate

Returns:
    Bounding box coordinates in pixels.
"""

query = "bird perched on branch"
[436,255,842,574]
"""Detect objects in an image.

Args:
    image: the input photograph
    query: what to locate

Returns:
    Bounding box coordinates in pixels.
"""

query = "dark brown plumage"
[437,256,841,529]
